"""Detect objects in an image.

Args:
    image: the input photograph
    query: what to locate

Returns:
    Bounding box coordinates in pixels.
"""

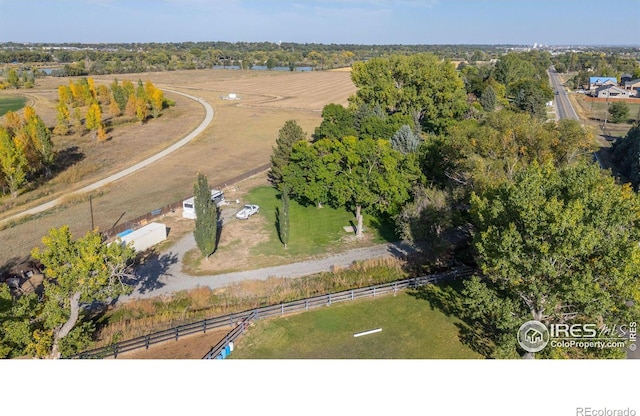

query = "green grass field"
[245,186,396,258]
[0,95,26,116]
[230,291,483,359]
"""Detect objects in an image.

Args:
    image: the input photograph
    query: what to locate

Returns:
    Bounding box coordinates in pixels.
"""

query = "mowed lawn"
[245,186,395,258]
[0,95,26,116]
[231,292,483,359]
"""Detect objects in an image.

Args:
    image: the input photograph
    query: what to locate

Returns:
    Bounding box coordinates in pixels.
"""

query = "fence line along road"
[69,266,474,359]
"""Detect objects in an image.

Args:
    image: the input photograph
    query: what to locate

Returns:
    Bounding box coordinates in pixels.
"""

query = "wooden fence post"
[281,303,284,316]
[373,286,376,297]
[203,320,207,334]
[328,293,332,306]
[351,290,354,301]
[145,335,150,350]
[305,300,308,311]
[175,327,179,341]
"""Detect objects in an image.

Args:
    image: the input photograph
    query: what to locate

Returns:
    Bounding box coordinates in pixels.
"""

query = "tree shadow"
[367,214,397,242]
[127,249,179,295]
[409,279,492,358]
[50,146,85,176]
[214,211,223,254]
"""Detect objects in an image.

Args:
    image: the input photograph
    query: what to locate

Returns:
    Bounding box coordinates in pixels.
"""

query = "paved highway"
[549,67,579,121]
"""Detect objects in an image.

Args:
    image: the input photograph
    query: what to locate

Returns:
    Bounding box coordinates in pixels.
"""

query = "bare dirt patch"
[113,327,231,359]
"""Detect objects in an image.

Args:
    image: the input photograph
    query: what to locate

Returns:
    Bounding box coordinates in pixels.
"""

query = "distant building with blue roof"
[589,76,617,90]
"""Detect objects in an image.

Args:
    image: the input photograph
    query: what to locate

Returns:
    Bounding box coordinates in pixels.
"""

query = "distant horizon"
[2,40,639,48]
[1,0,638,46]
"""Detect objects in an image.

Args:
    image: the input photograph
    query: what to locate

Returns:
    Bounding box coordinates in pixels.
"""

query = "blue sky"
[0,0,638,45]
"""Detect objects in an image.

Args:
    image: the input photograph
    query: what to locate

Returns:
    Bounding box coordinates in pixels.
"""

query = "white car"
[235,204,259,220]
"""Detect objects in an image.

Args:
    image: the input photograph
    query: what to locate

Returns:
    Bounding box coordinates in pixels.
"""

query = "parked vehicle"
[235,204,259,220]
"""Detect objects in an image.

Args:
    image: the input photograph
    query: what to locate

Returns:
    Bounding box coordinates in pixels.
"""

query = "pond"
[212,65,313,72]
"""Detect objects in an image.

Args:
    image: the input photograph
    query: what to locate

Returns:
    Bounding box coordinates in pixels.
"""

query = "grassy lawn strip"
[247,186,395,258]
[0,95,26,116]
[231,291,483,359]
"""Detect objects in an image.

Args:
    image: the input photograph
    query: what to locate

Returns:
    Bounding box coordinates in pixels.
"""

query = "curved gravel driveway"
[0,89,214,226]
[120,232,418,302]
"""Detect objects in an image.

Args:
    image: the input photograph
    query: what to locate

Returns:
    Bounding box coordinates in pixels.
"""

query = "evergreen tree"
[609,101,630,124]
[479,85,497,111]
[193,173,218,260]
[391,124,421,154]
[269,120,306,187]
[277,185,290,249]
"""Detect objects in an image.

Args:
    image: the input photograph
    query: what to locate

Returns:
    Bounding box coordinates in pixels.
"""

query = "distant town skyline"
[0,0,638,46]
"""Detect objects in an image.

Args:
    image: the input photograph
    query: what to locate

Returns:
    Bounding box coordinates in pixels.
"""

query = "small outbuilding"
[116,222,167,253]
[182,189,225,219]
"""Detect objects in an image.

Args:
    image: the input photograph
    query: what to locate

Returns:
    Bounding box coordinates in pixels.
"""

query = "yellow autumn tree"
[58,85,71,105]
[87,77,97,101]
[108,98,120,118]
[97,125,108,142]
[85,103,103,140]
[145,80,164,118]
[54,101,70,136]
[124,94,137,118]
[3,111,22,135]
[135,97,148,124]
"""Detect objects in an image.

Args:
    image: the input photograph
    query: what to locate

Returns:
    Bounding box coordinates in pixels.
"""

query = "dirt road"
[120,232,418,302]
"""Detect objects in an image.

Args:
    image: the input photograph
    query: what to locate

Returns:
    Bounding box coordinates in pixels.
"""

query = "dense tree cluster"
[0,226,136,359]
[611,122,640,189]
[465,162,640,358]
[55,77,168,139]
[0,107,54,197]
[0,67,36,89]
[0,42,521,75]
[268,50,639,359]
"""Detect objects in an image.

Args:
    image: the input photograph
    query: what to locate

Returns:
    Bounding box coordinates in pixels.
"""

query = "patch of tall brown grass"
[53,162,101,185]
[92,257,410,348]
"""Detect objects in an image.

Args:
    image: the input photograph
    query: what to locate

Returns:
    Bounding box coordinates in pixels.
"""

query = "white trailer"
[117,222,167,252]
[182,189,224,219]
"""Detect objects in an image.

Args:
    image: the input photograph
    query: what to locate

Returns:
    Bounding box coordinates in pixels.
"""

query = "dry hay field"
[0,69,356,268]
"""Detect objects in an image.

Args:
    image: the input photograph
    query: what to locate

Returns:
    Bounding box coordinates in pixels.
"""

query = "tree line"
[269,51,639,359]
[0,78,170,199]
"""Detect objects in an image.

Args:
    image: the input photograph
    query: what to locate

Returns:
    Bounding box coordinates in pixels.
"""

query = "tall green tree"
[7,68,20,88]
[608,101,630,124]
[31,226,136,358]
[269,120,307,187]
[313,103,357,141]
[193,172,218,260]
[611,122,640,188]
[0,284,40,358]
[282,139,335,208]
[284,136,421,237]
[466,162,640,358]
[349,53,468,134]
[507,78,554,119]
[277,185,290,249]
